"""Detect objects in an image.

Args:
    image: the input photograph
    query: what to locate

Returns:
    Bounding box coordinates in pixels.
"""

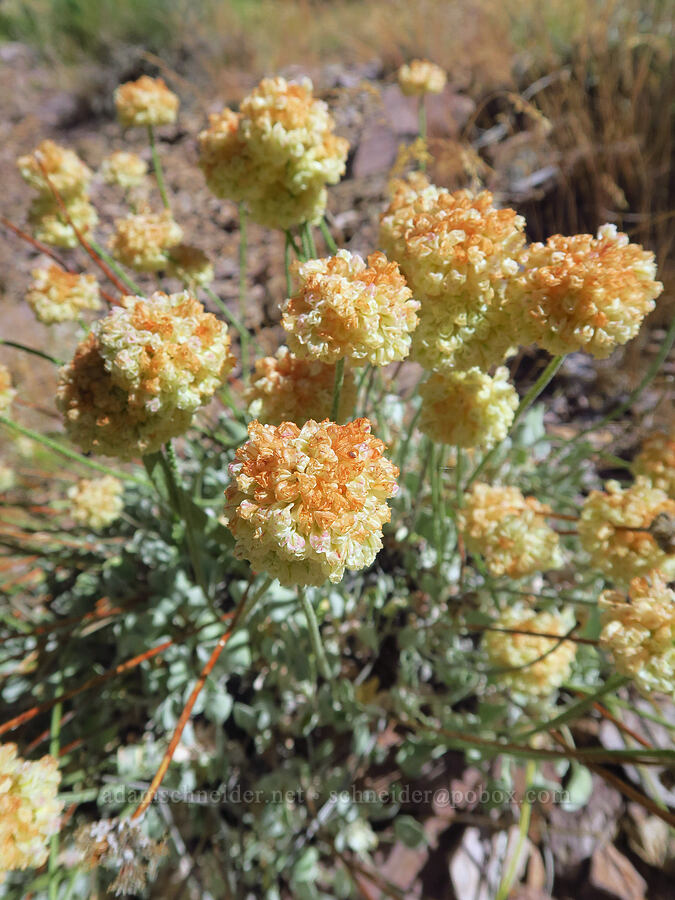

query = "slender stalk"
[495,759,536,900]
[418,98,427,171]
[465,355,565,489]
[0,214,74,270]
[48,683,63,900]
[238,204,250,379]
[0,339,63,366]
[331,357,346,422]
[203,285,249,347]
[285,228,303,260]
[148,124,170,210]
[298,587,331,680]
[88,239,142,294]
[320,217,338,254]
[303,221,317,258]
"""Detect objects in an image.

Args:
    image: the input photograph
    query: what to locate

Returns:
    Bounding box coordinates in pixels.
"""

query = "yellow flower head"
[282,250,419,366]
[166,244,214,287]
[397,60,447,96]
[28,194,98,249]
[68,476,124,530]
[0,364,16,414]
[483,605,576,697]
[100,151,148,188]
[579,479,675,584]
[199,77,348,229]
[114,75,179,128]
[26,266,101,324]
[419,367,518,448]
[246,346,357,425]
[458,482,564,578]
[0,744,62,878]
[17,139,92,198]
[599,573,674,695]
[109,210,183,272]
[57,292,234,459]
[632,431,675,498]
[380,178,525,371]
[224,418,399,586]
[517,225,662,358]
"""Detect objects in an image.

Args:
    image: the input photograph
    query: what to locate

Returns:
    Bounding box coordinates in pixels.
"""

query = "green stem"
[285,229,303,260]
[48,683,63,900]
[320,217,338,254]
[298,587,331,680]
[495,759,536,900]
[0,339,63,366]
[203,285,250,352]
[88,239,142,294]
[0,416,149,486]
[238,204,250,380]
[418,98,427,171]
[465,355,565,489]
[148,124,170,210]
[396,404,422,472]
[331,357,345,422]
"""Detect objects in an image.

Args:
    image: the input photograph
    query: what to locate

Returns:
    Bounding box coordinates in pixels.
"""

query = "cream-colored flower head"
[600,572,674,695]
[380,178,526,371]
[0,364,16,414]
[246,346,357,425]
[282,250,419,366]
[57,292,234,459]
[579,479,675,584]
[483,605,576,697]
[397,60,447,96]
[632,431,675,498]
[100,151,148,188]
[68,476,124,529]
[458,483,564,578]
[26,266,101,324]
[419,367,518,448]
[517,225,663,358]
[224,418,399,586]
[109,210,183,272]
[29,194,98,249]
[0,464,15,492]
[199,77,349,229]
[167,245,214,287]
[0,744,62,878]
[114,75,179,128]
[17,139,92,198]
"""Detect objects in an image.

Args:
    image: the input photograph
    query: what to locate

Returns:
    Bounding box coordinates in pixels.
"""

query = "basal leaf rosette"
[224,418,399,586]
[68,476,124,530]
[114,75,179,128]
[0,743,62,880]
[516,225,663,357]
[483,606,577,697]
[599,572,675,695]
[246,346,357,425]
[579,478,675,585]
[17,139,92,199]
[281,250,419,366]
[631,431,675,498]
[418,367,518,448]
[458,483,564,578]
[57,292,234,459]
[26,265,101,324]
[397,60,447,96]
[109,210,183,272]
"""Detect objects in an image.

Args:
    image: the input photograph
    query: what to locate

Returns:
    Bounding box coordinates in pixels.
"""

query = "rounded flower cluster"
[57,292,234,459]
[632,431,675,498]
[516,225,663,358]
[418,367,518,448]
[25,265,101,324]
[579,479,675,584]
[100,151,148,188]
[224,418,399,586]
[0,743,62,879]
[28,194,98,249]
[114,75,179,128]
[109,210,183,272]
[281,250,419,366]
[246,346,358,425]
[379,178,526,371]
[199,77,349,229]
[482,605,577,697]
[397,59,447,96]
[0,364,16,414]
[599,573,674,695]
[458,483,564,578]
[18,139,92,198]
[68,476,124,530]
[167,245,214,287]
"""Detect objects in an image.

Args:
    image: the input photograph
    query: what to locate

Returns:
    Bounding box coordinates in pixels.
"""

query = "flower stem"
[148,124,170,210]
[238,204,250,380]
[495,759,536,900]
[331,357,345,422]
[418,98,427,171]
[298,587,331,680]
[88,239,142,294]
[320,217,338,254]
[0,338,63,366]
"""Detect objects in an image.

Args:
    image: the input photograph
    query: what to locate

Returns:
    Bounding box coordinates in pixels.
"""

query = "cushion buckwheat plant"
[68,476,125,530]
[17,139,92,199]
[578,478,675,584]
[109,210,183,272]
[397,59,447,96]
[114,75,179,128]
[100,151,149,188]
[25,265,101,324]
[27,193,99,249]
[631,430,675,498]
[281,250,419,366]
[224,418,399,586]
